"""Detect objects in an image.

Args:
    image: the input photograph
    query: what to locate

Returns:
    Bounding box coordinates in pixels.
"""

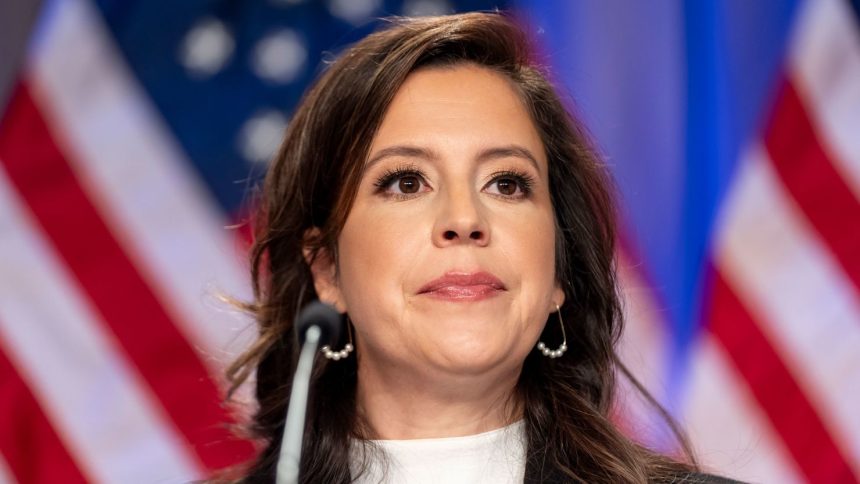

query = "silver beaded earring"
[536,304,567,359]
[321,316,354,360]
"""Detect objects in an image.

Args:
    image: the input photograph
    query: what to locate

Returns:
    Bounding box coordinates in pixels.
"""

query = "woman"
[226,12,736,484]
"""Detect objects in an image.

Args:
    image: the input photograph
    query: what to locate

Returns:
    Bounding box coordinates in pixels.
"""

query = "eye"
[494,178,519,196]
[395,174,422,194]
[373,166,430,198]
[484,170,534,199]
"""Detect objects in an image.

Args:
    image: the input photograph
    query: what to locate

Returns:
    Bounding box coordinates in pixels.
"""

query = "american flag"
[0,0,857,482]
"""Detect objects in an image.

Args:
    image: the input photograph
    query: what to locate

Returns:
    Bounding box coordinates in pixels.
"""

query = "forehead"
[369,64,547,166]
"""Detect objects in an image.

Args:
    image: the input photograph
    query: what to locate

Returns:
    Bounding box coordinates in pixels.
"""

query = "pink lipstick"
[417,271,506,301]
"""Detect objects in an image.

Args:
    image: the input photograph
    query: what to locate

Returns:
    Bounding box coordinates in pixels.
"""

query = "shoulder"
[524,468,747,483]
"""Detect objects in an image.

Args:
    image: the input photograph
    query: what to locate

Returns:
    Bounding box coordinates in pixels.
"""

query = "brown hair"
[226,11,697,483]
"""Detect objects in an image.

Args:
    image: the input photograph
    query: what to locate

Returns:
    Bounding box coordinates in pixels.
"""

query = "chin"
[428,339,524,376]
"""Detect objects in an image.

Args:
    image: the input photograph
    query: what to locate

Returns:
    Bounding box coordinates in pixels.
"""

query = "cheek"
[498,208,558,336]
[499,208,557,288]
[336,205,429,319]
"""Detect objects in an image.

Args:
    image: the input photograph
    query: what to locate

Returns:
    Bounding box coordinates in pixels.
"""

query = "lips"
[417,271,506,301]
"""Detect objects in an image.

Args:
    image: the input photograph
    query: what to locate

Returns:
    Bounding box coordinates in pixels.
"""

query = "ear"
[303,228,347,313]
[551,284,566,311]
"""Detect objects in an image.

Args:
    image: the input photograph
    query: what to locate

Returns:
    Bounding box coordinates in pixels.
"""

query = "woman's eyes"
[484,171,534,198]
[394,174,424,194]
[373,167,535,200]
[373,168,430,199]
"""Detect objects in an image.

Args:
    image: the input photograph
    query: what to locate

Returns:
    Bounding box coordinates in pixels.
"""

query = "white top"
[349,421,526,484]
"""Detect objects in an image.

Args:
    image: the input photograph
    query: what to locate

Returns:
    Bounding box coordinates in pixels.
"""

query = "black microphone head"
[296,301,341,347]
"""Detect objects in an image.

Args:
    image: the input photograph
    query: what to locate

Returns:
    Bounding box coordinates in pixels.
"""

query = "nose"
[432,189,490,247]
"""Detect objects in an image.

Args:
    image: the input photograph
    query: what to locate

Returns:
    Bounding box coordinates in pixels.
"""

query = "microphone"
[276,301,342,484]
[295,300,341,348]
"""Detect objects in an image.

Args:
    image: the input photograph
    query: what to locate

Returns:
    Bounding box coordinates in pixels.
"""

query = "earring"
[536,304,567,359]
[321,316,354,360]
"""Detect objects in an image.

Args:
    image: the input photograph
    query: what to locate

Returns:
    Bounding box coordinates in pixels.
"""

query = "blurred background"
[1,0,858,482]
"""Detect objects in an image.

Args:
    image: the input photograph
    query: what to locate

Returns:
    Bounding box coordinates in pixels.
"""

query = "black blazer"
[523,466,745,483]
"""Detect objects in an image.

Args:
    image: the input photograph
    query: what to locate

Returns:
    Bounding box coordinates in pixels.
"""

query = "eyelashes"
[488,169,535,197]
[372,164,536,200]
[372,164,425,196]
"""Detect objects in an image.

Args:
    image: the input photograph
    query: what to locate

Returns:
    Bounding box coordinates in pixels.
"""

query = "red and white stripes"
[682,334,802,483]
[0,456,18,484]
[2,0,859,481]
[0,165,202,482]
[790,0,860,202]
[0,0,256,481]
[622,0,860,482]
[27,0,256,379]
[699,0,860,481]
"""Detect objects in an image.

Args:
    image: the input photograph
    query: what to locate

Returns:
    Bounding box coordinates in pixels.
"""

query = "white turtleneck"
[349,420,526,484]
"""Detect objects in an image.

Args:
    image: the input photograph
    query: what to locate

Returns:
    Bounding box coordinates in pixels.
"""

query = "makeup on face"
[323,64,563,378]
[417,271,507,302]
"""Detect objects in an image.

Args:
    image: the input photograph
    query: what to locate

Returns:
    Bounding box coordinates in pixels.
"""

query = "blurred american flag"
[0,0,858,482]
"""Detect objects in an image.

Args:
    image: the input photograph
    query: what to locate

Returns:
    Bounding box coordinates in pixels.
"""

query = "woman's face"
[313,64,563,379]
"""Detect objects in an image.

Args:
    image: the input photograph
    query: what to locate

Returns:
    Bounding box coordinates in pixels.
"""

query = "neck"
[355,355,522,440]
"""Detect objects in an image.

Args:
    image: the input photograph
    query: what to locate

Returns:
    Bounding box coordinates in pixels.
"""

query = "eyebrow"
[366,145,436,169]
[365,144,541,171]
[476,145,540,171]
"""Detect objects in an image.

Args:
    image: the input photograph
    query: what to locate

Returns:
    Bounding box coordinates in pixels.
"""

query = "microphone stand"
[275,301,340,484]
[276,325,321,484]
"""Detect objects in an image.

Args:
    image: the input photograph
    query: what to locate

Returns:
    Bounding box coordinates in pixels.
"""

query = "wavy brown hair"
[225,11,698,483]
